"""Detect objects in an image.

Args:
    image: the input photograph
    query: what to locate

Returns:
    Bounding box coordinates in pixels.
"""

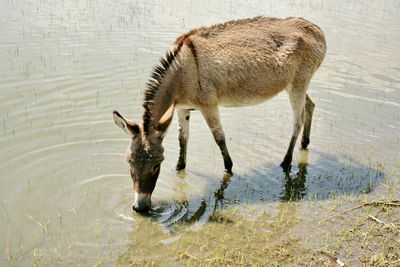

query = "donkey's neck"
[142,52,182,136]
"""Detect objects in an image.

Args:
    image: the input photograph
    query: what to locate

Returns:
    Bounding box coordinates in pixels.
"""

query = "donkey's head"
[113,109,173,212]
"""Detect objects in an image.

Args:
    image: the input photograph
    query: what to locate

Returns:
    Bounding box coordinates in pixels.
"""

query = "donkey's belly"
[218,95,272,107]
[217,84,289,107]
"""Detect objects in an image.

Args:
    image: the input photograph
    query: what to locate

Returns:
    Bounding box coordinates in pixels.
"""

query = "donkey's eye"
[152,164,160,173]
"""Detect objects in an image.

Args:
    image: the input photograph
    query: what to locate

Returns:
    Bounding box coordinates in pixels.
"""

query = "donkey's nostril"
[133,192,151,212]
[132,204,149,213]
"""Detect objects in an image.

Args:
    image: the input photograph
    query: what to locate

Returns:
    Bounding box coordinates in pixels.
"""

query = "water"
[1,0,399,265]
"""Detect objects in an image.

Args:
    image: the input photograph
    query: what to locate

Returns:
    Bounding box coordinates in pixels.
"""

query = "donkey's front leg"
[176,109,191,171]
[200,107,233,174]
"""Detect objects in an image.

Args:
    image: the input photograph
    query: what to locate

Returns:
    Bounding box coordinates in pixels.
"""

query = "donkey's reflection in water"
[148,173,233,229]
[113,16,326,212]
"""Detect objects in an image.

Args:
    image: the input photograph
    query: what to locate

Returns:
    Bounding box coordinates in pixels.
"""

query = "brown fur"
[114,16,326,211]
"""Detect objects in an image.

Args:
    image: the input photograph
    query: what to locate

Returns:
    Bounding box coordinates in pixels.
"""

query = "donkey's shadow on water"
[144,151,385,229]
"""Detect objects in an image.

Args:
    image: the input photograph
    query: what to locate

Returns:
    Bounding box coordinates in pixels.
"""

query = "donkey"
[113,16,326,212]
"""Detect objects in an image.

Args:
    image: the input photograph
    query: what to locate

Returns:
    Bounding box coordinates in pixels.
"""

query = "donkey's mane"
[142,45,182,134]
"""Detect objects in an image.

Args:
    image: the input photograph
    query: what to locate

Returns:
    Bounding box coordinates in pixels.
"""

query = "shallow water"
[1,0,399,265]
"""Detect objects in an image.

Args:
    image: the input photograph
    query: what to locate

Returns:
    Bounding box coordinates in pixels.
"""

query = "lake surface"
[1,0,399,265]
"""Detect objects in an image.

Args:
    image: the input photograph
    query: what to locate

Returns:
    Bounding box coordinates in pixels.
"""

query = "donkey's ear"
[113,110,140,137]
[154,104,174,139]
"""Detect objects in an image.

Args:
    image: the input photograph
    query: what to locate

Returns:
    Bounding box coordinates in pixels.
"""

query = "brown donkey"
[113,17,326,212]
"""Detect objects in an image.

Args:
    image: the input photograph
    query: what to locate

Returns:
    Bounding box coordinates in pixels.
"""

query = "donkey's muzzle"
[132,192,151,212]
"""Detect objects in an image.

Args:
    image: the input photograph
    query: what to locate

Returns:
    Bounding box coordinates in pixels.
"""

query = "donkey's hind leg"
[301,94,315,149]
[280,86,307,171]
[200,107,233,174]
[176,109,191,171]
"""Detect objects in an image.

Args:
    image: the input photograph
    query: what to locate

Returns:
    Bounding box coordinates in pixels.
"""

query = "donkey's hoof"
[301,137,310,150]
[280,161,292,172]
[175,162,186,171]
